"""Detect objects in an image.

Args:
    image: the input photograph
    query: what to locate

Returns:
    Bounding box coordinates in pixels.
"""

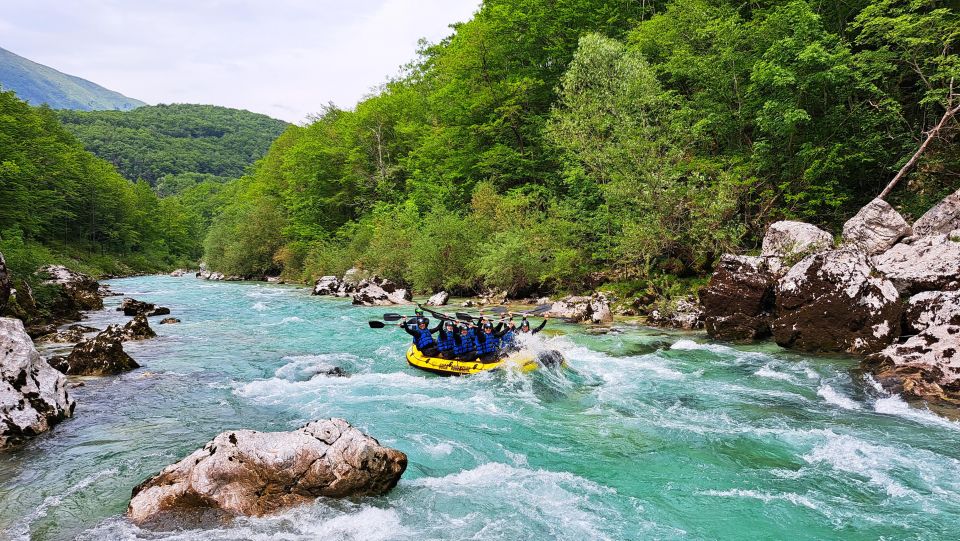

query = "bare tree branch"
[878,101,960,200]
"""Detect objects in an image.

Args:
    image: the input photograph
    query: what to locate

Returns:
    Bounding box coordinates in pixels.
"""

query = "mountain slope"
[0,46,144,111]
[58,104,290,190]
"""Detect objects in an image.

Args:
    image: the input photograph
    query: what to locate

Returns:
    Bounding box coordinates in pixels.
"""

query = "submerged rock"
[159,317,180,325]
[55,325,139,375]
[842,198,912,255]
[127,418,407,526]
[121,314,156,341]
[426,291,449,307]
[773,248,901,354]
[873,233,960,294]
[351,277,411,306]
[701,255,781,341]
[0,318,75,448]
[913,188,960,237]
[760,221,833,260]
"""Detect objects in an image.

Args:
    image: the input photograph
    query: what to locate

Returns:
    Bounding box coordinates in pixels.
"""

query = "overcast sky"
[0,0,480,122]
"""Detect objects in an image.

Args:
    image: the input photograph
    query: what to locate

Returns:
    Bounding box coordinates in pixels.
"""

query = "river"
[1,275,959,540]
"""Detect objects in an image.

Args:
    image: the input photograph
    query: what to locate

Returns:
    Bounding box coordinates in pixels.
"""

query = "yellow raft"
[405,345,563,376]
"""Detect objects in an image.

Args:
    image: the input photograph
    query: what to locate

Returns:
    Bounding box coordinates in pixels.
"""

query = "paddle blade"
[527,304,552,315]
[455,312,475,321]
[383,313,403,321]
[487,306,508,314]
[368,321,386,328]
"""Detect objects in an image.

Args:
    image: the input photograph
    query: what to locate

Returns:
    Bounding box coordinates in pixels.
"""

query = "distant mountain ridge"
[0,46,144,111]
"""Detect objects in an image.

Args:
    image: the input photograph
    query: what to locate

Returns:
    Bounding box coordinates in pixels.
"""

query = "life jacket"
[437,328,456,352]
[453,333,474,355]
[413,328,435,349]
[475,330,498,355]
[500,329,515,348]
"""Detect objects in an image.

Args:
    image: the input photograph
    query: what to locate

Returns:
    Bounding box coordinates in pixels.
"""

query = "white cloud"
[0,0,479,122]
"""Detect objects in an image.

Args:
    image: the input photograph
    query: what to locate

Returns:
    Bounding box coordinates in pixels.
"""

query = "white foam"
[817,384,861,410]
[698,488,818,509]
[755,364,799,383]
[874,395,960,431]
[251,302,268,311]
[802,431,915,498]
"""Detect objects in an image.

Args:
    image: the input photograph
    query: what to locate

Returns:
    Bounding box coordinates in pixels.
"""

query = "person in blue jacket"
[472,321,501,363]
[435,319,458,358]
[497,319,518,352]
[451,323,477,360]
[400,316,439,356]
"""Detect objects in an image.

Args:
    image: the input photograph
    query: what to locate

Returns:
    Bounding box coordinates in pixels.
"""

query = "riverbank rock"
[169,269,189,277]
[426,291,449,306]
[545,296,591,321]
[36,327,85,344]
[760,221,833,260]
[873,233,960,294]
[312,276,342,296]
[159,318,180,324]
[118,298,171,317]
[649,296,704,330]
[913,188,960,236]
[37,265,103,319]
[589,293,613,324]
[127,418,407,526]
[701,255,781,341]
[0,253,9,314]
[121,314,156,341]
[53,325,139,376]
[842,198,911,255]
[98,284,121,297]
[773,249,901,354]
[0,318,76,448]
[351,277,411,306]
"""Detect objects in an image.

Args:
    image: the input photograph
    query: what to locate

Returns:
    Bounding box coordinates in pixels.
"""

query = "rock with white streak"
[351,277,411,306]
[913,188,960,237]
[773,248,901,354]
[701,255,782,341]
[53,325,140,376]
[0,318,75,448]
[312,276,342,296]
[760,221,833,259]
[842,198,912,255]
[37,265,103,319]
[873,233,960,294]
[866,324,960,407]
[127,418,407,527]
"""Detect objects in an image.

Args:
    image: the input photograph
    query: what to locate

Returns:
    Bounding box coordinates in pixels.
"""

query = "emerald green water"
[1,276,959,540]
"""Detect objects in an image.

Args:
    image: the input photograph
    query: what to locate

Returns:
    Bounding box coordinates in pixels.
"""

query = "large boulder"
[903,290,960,334]
[761,221,834,260]
[121,314,156,341]
[351,277,411,306]
[53,325,140,376]
[913,188,960,237]
[589,293,613,324]
[866,322,960,407]
[312,276,342,296]
[127,418,407,526]
[426,291,449,307]
[545,296,592,321]
[773,249,901,354]
[842,198,912,255]
[873,233,960,294]
[648,296,704,330]
[0,252,9,314]
[701,255,782,341]
[0,318,76,448]
[37,265,103,319]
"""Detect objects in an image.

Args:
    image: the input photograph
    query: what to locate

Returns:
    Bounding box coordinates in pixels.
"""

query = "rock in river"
[312,275,343,296]
[701,255,781,341]
[426,290,449,306]
[121,314,156,341]
[52,325,140,376]
[772,248,901,354]
[0,318,76,448]
[351,277,411,306]
[127,418,407,527]
[118,297,171,317]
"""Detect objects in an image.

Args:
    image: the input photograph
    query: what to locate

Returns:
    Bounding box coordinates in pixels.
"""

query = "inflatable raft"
[405,345,565,376]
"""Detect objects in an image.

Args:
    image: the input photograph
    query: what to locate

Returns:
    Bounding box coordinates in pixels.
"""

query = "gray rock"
[118,298,171,317]
[159,318,180,325]
[545,296,593,321]
[351,277,411,306]
[121,314,156,341]
[312,275,342,296]
[127,418,407,526]
[169,269,189,277]
[842,198,912,255]
[37,265,103,318]
[589,293,613,324]
[773,248,901,354]
[426,291,449,306]
[649,296,704,330]
[913,188,960,237]
[873,233,960,294]
[867,324,960,407]
[761,221,833,259]
[0,318,75,448]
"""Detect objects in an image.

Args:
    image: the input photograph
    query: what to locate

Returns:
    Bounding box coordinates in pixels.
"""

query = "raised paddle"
[368,321,387,328]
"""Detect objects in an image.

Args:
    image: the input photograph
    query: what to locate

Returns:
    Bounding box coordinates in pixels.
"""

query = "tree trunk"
[879,102,960,200]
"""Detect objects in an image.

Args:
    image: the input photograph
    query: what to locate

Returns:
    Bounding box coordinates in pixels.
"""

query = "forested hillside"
[58,104,289,193]
[0,90,201,282]
[0,46,144,111]
[201,0,958,299]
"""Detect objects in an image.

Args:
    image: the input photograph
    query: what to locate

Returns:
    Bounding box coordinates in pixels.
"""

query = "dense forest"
[0,90,201,284]
[202,0,959,300]
[58,104,288,194]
